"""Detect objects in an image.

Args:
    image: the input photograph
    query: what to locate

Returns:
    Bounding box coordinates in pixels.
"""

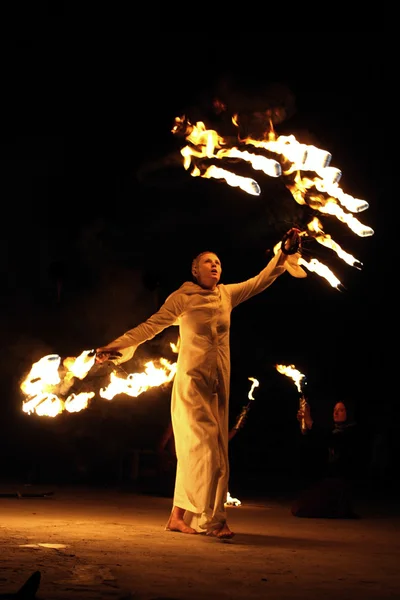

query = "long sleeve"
[102,289,186,363]
[227,249,287,309]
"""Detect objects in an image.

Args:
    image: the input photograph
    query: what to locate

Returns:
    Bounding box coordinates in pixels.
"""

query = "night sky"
[1,27,393,487]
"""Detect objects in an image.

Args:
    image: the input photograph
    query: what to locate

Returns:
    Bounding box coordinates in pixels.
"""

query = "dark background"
[1,21,394,496]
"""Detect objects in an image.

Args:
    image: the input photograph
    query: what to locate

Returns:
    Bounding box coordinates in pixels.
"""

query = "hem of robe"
[183,509,227,533]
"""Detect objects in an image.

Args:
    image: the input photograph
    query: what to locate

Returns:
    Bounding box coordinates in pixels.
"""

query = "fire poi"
[276,364,308,435]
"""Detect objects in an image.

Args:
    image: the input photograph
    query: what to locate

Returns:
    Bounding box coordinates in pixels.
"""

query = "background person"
[291,399,364,518]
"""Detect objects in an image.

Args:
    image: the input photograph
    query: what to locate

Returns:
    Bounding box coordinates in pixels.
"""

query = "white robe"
[104,250,304,532]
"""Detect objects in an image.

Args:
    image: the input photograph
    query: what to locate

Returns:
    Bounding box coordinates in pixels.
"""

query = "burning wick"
[276,364,308,435]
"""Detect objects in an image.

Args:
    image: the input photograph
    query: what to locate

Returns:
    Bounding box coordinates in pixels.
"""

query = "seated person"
[291,399,363,518]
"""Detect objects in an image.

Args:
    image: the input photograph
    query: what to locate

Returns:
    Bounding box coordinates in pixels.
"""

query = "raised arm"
[228,228,305,308]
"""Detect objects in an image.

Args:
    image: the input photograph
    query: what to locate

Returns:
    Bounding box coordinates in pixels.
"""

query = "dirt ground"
[0,483,399,600]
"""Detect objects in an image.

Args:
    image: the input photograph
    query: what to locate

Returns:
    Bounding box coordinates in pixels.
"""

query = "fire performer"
[96,227,305,538]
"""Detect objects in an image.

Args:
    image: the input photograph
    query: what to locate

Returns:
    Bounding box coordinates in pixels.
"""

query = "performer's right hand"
[95,349,123,364]
[281,227,301,254]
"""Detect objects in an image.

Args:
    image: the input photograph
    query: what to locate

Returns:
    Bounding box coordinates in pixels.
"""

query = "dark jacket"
[311,420,362,480]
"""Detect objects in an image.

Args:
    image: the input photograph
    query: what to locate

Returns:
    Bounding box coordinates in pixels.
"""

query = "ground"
[0,483,399,600]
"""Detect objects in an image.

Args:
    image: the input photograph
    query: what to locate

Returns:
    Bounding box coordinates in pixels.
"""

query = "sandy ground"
[0,483,399,600]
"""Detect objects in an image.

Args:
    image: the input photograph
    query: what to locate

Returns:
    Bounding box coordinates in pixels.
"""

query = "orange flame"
[20,345,178,418]
[192,164,261,196]
[170,339,180,354]
[248,376,259,400]
[275,364,305,393]
[99,359,177,401]
[225,491,241,507]
[20,351,96,417]
[173,111,374,290]
[276,364,308,433]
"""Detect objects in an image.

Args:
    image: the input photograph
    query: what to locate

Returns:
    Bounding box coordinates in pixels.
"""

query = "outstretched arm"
[96,290,185,364]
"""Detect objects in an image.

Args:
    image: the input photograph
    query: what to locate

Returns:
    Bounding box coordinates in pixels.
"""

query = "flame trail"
[172,110,374,289]
[20,344,178,418]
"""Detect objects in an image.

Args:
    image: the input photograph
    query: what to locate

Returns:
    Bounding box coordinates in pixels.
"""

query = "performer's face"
[333,402,347,423]
[193,252,222,290]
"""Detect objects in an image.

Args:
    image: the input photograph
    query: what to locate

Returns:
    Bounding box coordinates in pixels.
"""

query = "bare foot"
[165,517,197,534]
[165,506,197,534]
[207,523,235,539]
